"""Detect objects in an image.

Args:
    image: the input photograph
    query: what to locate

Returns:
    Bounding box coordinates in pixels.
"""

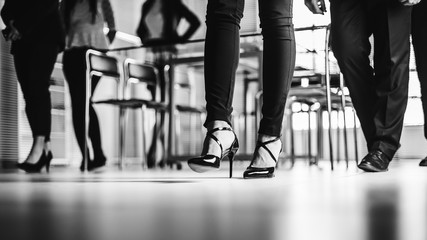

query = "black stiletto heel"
[45,151,53,173]
[18,150,53,173]
[188,127,239,178]
[243,137,281,179]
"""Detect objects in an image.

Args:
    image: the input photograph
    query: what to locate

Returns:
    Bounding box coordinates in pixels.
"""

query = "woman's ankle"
[25,136,46,163]
[258,134,279,143]
[206,120,231,131]
[250,134,282,168]
[202,121,236,157]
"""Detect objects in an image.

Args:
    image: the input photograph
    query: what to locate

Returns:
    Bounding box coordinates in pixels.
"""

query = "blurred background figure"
[412,0,427,166]
[61,0,116,171]
[1,0,65,173]
[136,0,200,168]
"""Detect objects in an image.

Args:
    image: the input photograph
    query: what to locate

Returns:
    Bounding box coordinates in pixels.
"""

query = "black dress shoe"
[419,157,427,166]
[358,150,390,172]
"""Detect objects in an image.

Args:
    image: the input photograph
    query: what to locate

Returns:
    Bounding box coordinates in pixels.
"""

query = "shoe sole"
[243,173,275,179]
[89,165,106,173]
[188,163,219,173]
[358,163,388,172]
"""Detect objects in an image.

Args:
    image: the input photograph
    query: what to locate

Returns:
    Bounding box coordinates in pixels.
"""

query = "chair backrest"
[86,49,121,79]
[123,58,159,101]
[85,49,122,99]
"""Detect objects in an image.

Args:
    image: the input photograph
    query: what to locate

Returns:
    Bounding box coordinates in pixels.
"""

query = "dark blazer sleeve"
[2,0,65,54]
[1,0,17,27]
[12,0,60,37]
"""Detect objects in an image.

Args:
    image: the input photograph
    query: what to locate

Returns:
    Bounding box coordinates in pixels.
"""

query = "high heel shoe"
[243,137,281,179]
[88,156,107,172]
[17,151,53,173]
[188,127,239,178]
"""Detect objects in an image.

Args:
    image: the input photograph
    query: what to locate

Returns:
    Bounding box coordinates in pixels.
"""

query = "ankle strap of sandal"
[255,137,281,163]
[206,127,234,155]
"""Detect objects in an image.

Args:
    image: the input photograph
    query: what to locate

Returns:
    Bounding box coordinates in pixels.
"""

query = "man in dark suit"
[412,0,427,166]
[306,0,418,172]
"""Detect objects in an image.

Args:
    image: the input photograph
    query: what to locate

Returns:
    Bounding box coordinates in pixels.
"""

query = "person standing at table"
[136,0,200,168]
[306,0,418,172]
[61,0,116,171]
[187,0,296,178]
[1,0,65,173]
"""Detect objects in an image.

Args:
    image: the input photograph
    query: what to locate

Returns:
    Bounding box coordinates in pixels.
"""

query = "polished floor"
[0,159,426,240]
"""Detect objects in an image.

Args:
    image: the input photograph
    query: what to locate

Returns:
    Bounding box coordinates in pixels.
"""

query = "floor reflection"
[0,159,426,240]
[366,188,398,240]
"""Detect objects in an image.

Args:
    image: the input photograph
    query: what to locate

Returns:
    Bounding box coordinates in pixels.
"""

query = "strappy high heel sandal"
[243,137,281,179]
[188,127,239,178]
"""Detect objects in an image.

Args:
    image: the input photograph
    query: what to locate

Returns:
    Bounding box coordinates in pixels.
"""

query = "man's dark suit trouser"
[330,0,412,159]
[412,1,427,139]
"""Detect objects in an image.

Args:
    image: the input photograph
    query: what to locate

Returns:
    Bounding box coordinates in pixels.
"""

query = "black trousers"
[204,0,296,137]
[62,47,105,160]
[330,0,412,159]
[412,1,427,139]
[13,43,59,141]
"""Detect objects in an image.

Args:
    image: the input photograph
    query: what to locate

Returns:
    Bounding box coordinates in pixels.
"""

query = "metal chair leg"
[353,109,359,165]
[341,107,349,169]
[308,110,313,165]
[290,111,295,166]
[315,110,322,165]
[118,107,127,170]
[325,25,334,170]
[336,110,341,163]
[140,105,148,170]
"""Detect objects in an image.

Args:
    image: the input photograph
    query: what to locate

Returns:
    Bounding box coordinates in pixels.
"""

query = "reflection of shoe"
[188,127,239,178]
[419,157,427,166]
[17,151,53,173]
[243,137,281,179]
[88,157,107,172]
[358,150,390,172]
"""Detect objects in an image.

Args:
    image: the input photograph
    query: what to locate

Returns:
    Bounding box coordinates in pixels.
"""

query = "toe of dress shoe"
[419,157,427,166]
[358,151,389,172]
[358,161,387,172]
